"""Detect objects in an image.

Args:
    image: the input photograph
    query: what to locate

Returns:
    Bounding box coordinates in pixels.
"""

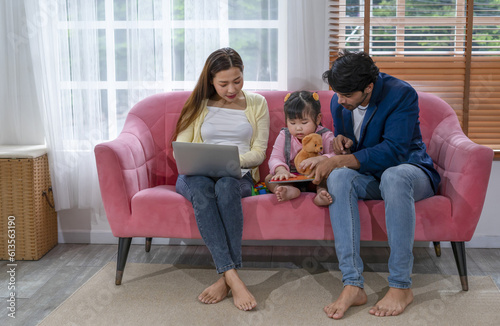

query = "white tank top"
[201,106,253,172]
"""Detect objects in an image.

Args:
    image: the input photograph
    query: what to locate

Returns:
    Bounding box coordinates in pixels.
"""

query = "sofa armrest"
[95,112,165,236]
[431,116,494,239]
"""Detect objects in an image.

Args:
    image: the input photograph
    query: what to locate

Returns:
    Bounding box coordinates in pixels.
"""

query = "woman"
[173,47,270,311]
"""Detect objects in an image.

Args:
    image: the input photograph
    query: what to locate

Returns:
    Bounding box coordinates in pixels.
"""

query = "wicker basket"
[0,147,58,260]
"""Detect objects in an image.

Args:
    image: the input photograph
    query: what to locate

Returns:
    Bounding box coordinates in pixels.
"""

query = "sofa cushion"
[130,185,199,238]
[368,195,453,241]
[130,185,452,242]
[130,185,372,241]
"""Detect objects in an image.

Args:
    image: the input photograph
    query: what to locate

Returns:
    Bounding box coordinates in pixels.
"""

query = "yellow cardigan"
[176,90,270,183]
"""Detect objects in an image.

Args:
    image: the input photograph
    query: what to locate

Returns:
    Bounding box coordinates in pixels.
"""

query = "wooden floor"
[1,243,500,326]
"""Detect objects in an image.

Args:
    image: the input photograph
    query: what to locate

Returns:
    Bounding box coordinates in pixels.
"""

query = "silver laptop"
[172,141,242,179]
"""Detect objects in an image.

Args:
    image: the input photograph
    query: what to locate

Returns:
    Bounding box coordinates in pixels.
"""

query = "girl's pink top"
[268,126,336,174]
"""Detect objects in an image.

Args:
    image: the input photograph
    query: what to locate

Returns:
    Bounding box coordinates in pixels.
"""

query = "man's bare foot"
[324,285,368,319]
[369,287,413,317]
[198,276,229,304]
[313,189,333,206]
[224,269,257,311]
[275,185,300,202]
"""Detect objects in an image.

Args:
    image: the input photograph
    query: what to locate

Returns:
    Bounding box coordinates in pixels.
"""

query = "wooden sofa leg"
[451,241,468,291]
[116,237,132,285]
[146,237,152,252]
[433,241,441,257]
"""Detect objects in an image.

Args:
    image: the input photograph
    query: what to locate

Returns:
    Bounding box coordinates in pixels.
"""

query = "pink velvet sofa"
[94,90,493,289]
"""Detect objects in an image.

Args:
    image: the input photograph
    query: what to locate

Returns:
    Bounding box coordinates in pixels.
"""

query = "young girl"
[173,47,270,311]
[265,91,334,206]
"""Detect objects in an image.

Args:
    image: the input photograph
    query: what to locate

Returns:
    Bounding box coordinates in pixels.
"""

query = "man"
[313,50,441,319]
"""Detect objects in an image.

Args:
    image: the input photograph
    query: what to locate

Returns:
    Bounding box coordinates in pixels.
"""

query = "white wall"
[57,160,500,248]
[469,160,500,247]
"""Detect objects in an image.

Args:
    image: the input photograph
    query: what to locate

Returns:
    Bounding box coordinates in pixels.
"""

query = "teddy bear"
[294,133,323,175]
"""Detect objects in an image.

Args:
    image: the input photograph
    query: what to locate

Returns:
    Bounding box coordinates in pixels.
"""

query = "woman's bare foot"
[313,189,333,206]
[275,185,300,202]
[224,269,257,311]
[369,287,413,317]
[324,285,368,319]
[198,276,229,304]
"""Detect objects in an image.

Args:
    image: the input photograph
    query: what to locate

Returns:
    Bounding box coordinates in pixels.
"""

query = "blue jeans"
[326,164,435,289]
[176,172,253,274]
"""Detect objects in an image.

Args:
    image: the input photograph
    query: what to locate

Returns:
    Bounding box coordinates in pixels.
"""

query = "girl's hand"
[299,155,327,171]
[271,167,291,181]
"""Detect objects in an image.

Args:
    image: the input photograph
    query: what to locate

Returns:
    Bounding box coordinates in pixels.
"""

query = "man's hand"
[298,155,327,172]
[309,154,361,185]
[332,135,353,155]
[310,157,340,185]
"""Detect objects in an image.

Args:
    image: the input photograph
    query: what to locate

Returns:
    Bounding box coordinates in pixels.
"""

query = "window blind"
[328,0,500,154]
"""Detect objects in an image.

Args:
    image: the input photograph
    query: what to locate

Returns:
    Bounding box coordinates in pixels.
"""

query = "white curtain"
[124,0,232,118]
[181,0,224,85]
[287,0,330,91]
[0,1,45,145]
[125,0,164,109]
[1,0,329,215]
[23,0,106,213]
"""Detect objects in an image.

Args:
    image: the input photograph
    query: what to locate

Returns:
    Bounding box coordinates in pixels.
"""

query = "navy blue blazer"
[330,73,441,193]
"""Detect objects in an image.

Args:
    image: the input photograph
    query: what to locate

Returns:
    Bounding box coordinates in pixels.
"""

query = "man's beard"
[343,92,369,111]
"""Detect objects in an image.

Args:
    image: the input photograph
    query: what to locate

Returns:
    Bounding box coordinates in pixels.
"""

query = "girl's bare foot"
[369,287,413,317]
[275,185,300,202]
[324,285,368,319]
[198,276,229,304]
[224,269,257,311]
[313,189,333,206]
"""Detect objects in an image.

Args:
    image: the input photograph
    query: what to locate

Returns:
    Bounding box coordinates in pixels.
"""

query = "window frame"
[58,0,287,139]
[328,0,500,157]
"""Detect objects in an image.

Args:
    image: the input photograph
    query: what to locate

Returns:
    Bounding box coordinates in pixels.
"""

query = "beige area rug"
[39,262,500,326]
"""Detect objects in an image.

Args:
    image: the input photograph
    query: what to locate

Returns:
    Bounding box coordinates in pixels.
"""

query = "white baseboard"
[58,231,500,248]
[458,235,500,248]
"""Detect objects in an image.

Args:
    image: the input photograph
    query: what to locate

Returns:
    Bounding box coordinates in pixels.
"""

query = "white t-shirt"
[353,104,368,142]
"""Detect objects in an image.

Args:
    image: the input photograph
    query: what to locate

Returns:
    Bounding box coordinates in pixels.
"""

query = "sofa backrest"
[415,91,465,195]
[122,90,461,187]
[416,91,460,148]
